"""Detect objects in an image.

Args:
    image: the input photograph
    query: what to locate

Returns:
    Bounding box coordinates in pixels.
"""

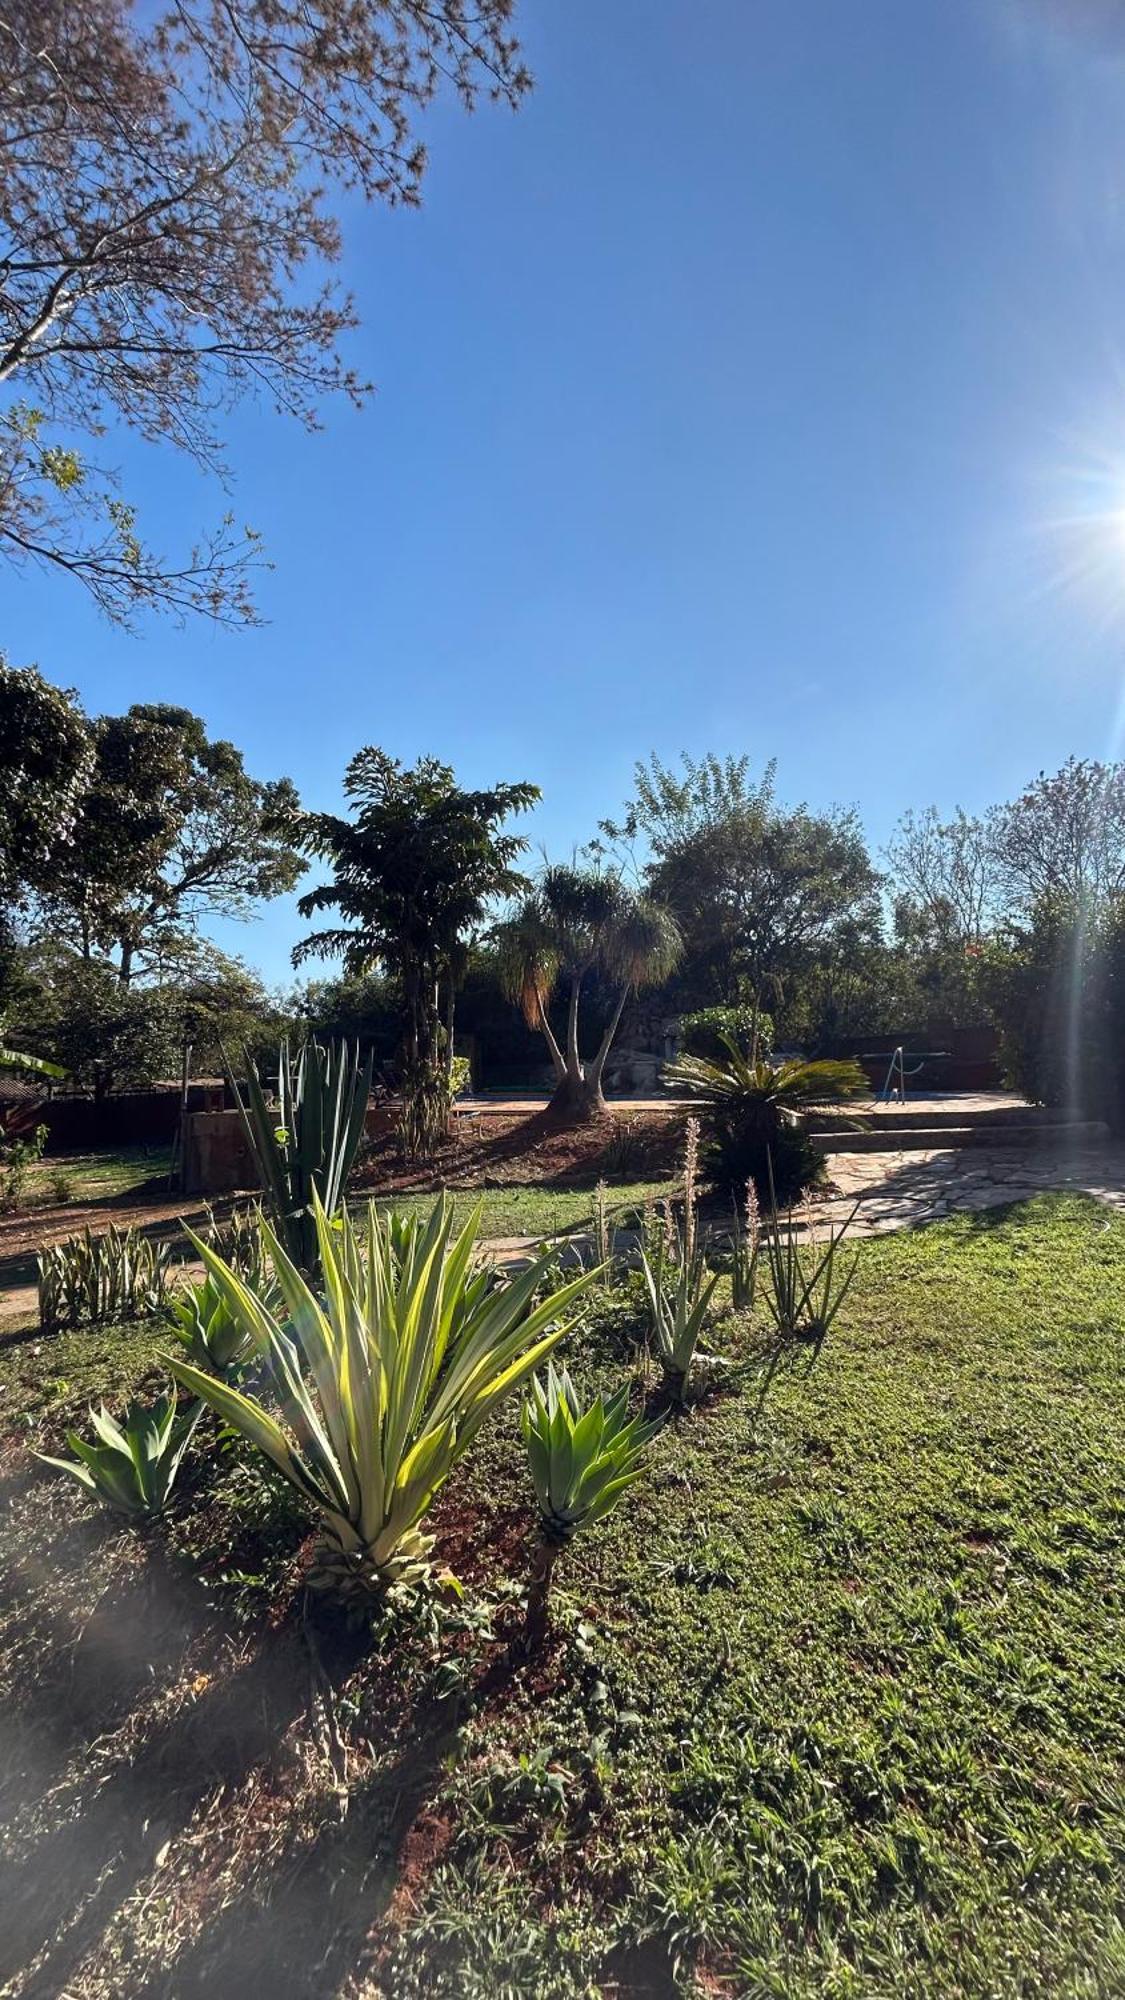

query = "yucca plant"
[230,1036,373,1276]
[168,1195,598,1602]
[522,1361,661,1650]
[730,1178,761,1311]
[38,1225,173,1333]
[761,1158,860,1341]
[664,1036,867,1204]
[37,1392,202,1519]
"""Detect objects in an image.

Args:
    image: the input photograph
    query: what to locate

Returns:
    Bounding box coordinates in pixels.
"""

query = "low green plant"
[761,1159,860,1340]
[48,1168,75,1205]
[0,1122,48,1213]
[38,1224,173,1333]
[230,1036,372,1275]
[165,1273,260,1375]
[36,1391,202,1518]
[200,1202,271,1291]
[169,1195,598,1602]
[521,1360,661,1650]
[729,1178,760,1311]
[639,1119,720,1400]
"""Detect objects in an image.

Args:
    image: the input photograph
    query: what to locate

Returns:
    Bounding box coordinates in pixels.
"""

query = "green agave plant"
[522,1361,661,1650]
[37,1392,202,1519]
[639,1222,721,1403]
[230,1036,372,1276]
[165,1272,260,1375]
[169,1195,598,1601]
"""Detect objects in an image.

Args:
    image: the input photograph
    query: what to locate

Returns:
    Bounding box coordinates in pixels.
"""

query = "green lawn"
[25,1143,172,1203]
[369,1177,672,1242]
[2,1194,1125,1996]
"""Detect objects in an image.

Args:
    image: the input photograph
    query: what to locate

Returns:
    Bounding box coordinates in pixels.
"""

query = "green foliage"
[231,1036,372,1274]
[38,1224,173,1333]
[169,1195,597,1601]
[639,1224,720,1399]
[665,1038,867,1202]
[522,1362,660,1547]
[296,749,538,1158]
[761,1165,860,1340]
[729,1177,761,1311]
[522,1361,661,1650]
[165,1273,259,1375]
[0,1120,47,1212]
[678,1003,773,1060]
[36,1390,201,1518]
[980,893,1125,1123]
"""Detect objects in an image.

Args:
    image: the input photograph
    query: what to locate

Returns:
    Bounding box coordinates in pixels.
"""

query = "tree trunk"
[524,1532,562,1654]
[547,1066,610,1121]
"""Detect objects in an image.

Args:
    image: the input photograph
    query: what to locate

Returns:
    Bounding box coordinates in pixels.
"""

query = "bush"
[678,1005,773,1062]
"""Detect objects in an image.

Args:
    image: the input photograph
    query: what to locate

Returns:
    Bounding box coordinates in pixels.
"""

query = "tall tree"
[990,758,1125,916]
[0,0,530,624]
[498,863,681,1120]
[601,753,881,1022]
[30,701,304,981]
[886,805,998,946]
[0,658,91,1006]
[294,749,538,1154]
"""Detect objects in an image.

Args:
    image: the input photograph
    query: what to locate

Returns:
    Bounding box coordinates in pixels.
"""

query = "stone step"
[809,1120,1112,1155]
[811,1103,1089,1133]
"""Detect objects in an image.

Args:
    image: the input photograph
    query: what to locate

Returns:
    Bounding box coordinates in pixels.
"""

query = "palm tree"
[498,864,681,1120]
[294,750,538,1157]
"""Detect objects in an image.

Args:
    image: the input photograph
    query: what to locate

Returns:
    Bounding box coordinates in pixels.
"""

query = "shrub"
[37,1392,201,1518]
[169,1195,597,1602]
[678,1005,774,1061]
[38,1224,173,1333]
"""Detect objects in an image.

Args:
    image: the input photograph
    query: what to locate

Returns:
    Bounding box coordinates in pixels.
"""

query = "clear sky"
[9,0,1125,986]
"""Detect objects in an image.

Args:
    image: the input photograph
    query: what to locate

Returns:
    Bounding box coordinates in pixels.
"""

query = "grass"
[368,1178,671,1242]
[1,1193,1125,1995]
[24,1143,173,1203]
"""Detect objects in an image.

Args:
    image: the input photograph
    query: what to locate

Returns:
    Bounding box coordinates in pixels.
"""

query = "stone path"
[818,1140,1125,1235]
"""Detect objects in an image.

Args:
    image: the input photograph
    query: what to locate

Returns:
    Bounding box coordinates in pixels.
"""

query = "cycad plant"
[664,1035,867,1205]
[37,1392,202,1519]
[169,1195,597,1601]
[762,1160,860,1341]
[231,1036,372,1275]
[521,1362,661,1651]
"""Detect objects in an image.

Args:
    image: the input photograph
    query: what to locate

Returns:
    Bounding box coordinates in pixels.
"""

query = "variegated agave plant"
[169,1195,598,1600]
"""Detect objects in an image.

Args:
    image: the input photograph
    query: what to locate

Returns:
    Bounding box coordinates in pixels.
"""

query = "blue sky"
[9,0,1125,985]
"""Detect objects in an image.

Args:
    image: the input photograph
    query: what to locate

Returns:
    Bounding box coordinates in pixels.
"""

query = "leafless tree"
[0,0,529,624]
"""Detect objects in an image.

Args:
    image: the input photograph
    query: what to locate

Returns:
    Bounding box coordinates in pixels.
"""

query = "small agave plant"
[638,1123,720,1403]
[521,1361,661,1651]
[165,1272,261,1375]
[37,1392,202,1519]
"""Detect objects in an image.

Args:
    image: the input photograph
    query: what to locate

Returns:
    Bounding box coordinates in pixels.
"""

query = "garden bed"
[0,1194,1123,1995]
